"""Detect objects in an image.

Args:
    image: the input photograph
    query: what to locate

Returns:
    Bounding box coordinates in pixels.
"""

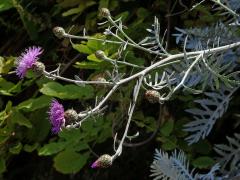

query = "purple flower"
[49,99,65,134]
[16,46,43,78]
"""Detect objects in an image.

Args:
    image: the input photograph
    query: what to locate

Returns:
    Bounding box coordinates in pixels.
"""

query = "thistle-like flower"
[91,154,112,168]
[49,99,65,134]
[16,46,43,78]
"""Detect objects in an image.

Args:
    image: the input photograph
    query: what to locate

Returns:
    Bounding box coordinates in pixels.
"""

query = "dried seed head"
[95,50,106,59]
[53,27,66,39]
[64,109,78,123]
[33,61,45,75]
[99,8,110,18]
[91,154,112,168]
[145,90,160,103]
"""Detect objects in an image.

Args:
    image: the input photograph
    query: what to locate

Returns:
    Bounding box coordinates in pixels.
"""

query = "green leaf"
[0,101,12,125]
[99,0,110,9]
[14,2,39,40]
[125,51,145,66]
[192,156,215,169]
[9,142,23,154]
[75,61,101,69]
[192,140,212,155]
[158,136,177,151]
[17,95,51,112]
[38,129,88,156]
[115,11,129,22]
[0,135,9,145]
[40,82,94,100]
[136,8,150,19]
[0,127,11,145]
[72,34,106,54]
[58,0,83,8]
[25,108,50,142]
[5,101,12,112]
[53,150,89,174]
[0,56,15,74]
[23,143,39,153]
[175,118,188,138]
[0,0,13,12]
[73,44,93,54]
[87,54,102,62]
[72,143,89,152]
[38,142,68,156]
[87,35,105,50]
[0,158,6,173]
[59,128,83,141]
[84,11,97,30]
[7,81,22,94]
[160,120,174,136]
[62,1,96,16]
[11,109,32,128]
[96,126,111,143]
[0,78,15,96]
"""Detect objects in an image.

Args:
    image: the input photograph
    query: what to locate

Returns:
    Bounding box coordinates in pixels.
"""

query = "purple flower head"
[49,99,65,134]
[16,46,43,78]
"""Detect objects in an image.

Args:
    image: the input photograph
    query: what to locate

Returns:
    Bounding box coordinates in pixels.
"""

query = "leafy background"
[0,0,239,179]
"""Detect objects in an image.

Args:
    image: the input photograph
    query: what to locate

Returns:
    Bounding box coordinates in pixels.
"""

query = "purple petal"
[91,161,98,169]
[16,46,43,78]
[49,99,65,134]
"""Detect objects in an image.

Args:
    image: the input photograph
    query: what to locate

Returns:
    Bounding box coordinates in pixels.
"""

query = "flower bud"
[64,109,78,123]
[91,73,107,88]
[53,27,66,39]
[91,154,112,168]
[99,8,111,18]
[95,50,106,59]
[33,61,45,75]
[145,90,160,103]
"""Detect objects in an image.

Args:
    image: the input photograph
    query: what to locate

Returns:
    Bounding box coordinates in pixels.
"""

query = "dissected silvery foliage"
[173,23,239,50]
[214,133,240,171]
[214,0,240,24]
[184,87,238,145]
[138,16,169,55]
[150,149,220,180]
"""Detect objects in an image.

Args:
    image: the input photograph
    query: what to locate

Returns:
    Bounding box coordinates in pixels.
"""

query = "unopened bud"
[99,8,110,18]
[91,154,112,168]
[95,50,106,59]
[53,27,66,39]
[33,62,45,75]
[145,90,160,103]
[91,73,107,88]
[64,109,78,123]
